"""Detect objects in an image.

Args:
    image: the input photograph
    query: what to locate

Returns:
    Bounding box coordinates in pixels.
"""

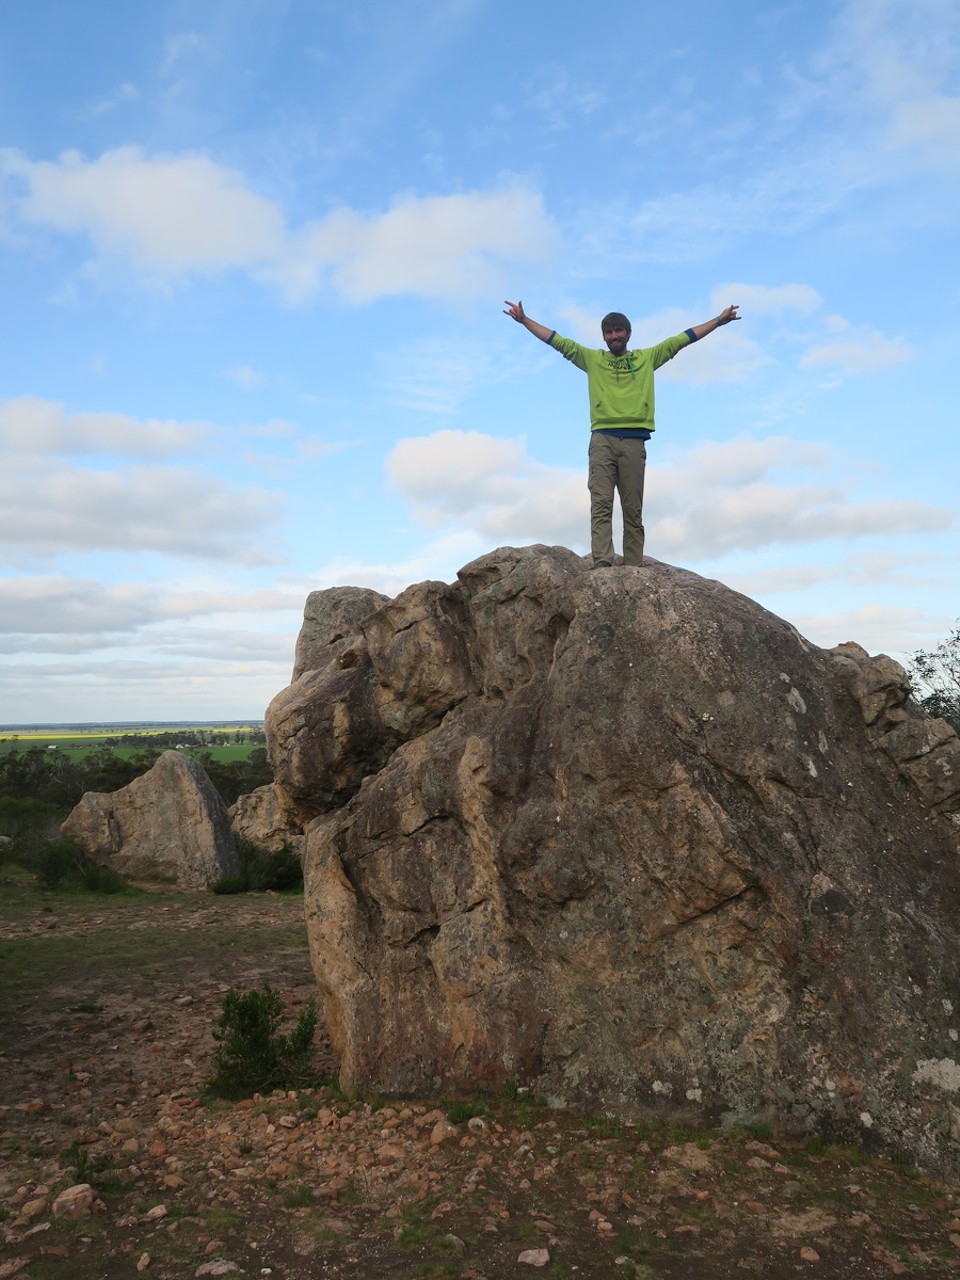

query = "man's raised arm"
[503,299,555,344]
[687,304,740,342]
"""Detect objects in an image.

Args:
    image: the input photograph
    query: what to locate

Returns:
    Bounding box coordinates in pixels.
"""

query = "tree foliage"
[908,621,960,733]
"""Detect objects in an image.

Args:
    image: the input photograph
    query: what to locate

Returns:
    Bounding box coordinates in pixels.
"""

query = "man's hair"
[601,311,631,334]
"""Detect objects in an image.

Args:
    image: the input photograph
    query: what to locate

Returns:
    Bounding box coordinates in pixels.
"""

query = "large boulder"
[62,750,238,888]
[270,545,960,1170]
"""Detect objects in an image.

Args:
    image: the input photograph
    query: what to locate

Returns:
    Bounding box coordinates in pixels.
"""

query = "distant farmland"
[0,723,266,763]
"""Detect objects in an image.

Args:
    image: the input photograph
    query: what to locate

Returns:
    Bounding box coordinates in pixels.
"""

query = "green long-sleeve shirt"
[548,330,693,433]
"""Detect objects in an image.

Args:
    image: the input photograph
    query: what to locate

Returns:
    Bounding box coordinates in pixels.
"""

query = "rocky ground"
[1,883,959,1279]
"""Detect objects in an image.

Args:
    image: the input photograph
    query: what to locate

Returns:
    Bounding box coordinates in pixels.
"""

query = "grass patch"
[204,1205,243,1232]
[338,1175,362,1205]
[613,1224,657,1257]
[283,1180,314,1208]
[445,1097,487,1125]
[585,1113,624,1140]
[0,911,310,1022]
[395,1223,435,1249]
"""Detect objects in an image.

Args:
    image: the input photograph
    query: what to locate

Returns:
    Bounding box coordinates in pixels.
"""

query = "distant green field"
[0,725,266,762]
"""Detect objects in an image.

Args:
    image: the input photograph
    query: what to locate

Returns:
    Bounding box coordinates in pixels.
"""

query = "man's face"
[602,325,630,356]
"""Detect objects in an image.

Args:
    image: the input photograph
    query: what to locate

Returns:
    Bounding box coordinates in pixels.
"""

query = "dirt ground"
[1,882,959,1279]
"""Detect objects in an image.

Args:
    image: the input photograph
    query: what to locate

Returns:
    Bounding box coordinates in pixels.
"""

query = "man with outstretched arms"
[503,300,740,567]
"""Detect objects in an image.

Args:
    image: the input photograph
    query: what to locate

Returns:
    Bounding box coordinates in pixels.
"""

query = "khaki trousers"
[587,432,647,566]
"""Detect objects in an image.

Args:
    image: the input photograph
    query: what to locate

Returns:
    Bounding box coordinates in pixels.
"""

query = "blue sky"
[1,0,957,724]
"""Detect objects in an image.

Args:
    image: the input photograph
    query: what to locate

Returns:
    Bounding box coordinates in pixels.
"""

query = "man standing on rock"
[503,299,740,567]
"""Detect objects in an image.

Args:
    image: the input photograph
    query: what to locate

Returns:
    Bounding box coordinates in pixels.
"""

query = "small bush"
[283,1181,314,1208]
[211,841,302,895]
[207,982,318,1100]
[210,873,248,896]
[35,838,84,890]
[80,862,127,894]
[253,843,302,891]
[7,831,134,896]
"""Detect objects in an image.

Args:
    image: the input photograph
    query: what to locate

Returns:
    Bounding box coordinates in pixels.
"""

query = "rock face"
[267,545,960,1169]
[62,750,239,888]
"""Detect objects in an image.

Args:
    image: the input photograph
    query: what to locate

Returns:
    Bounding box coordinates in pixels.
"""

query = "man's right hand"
[503,301,554,343]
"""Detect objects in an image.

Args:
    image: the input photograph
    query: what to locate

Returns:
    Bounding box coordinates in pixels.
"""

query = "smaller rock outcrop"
[62,750,238,888]
[230,783,305,860]
[830,641,960,818]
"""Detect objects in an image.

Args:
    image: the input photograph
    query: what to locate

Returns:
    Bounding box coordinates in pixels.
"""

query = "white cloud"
[628,305,768,385]
[0,577,157,635]
[791,602,956,658]
[1,147,556,303]
[799,318,914,374]
[0,654,285,723]
[650,438,950,557]
[587,1,960,268]
[298,186,555,304]
[0,577,305,637]
[387,429,586,547]
[711,283,823,317]
[724,564,843,596]
[670,437,830,484]
[666,326,768,387]
[3,147,285,279]
[816,0,960,179]
[388,429,530,516]
[0,460,280,563]
[725,550,948,597]
[618,154,855,263]
[0,396,203,455]
[556,301,601,344]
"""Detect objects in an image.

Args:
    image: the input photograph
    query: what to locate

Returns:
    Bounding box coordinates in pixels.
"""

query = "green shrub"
[35,838,84,890]
[1,824,134,896]
[252,843,302,891]
[29,839,134,895]
[209,873,248,896]
[80,862,127,894]
[207,982,318,1099]
[210,841,303,895]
